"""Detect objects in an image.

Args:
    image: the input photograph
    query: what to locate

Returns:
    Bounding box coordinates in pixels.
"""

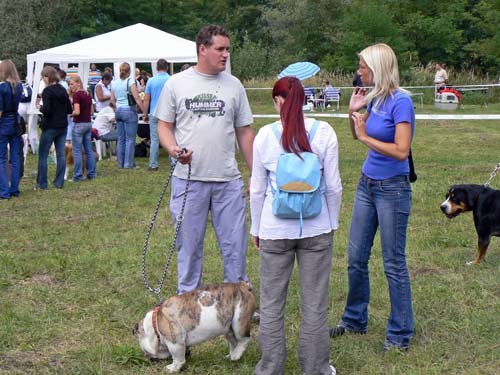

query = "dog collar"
[152,305,162,344]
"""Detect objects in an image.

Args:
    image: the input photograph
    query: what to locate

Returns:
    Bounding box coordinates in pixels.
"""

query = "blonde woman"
[69,75,95,181]
[110,63,146,169]
[330,43,415,352]
[0,60,23,199]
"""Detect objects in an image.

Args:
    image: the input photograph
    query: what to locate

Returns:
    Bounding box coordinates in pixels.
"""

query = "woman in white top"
[94,72,113,112]
[251,76,342,375]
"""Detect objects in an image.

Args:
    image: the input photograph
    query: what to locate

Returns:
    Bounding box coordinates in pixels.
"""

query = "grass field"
[1,107,499,374]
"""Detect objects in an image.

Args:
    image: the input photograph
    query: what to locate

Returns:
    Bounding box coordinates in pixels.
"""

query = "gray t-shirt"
[154,68,253,181]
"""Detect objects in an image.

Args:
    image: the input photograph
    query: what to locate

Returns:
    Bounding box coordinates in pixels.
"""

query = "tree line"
[1,0,498,80]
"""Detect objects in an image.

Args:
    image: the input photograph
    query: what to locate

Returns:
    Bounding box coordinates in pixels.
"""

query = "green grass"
[1,109,499,374]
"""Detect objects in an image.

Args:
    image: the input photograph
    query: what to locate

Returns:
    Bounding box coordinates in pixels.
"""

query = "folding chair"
[324,87,341,110]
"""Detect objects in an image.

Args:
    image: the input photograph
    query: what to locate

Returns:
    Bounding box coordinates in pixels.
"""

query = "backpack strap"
[308,120,320,142]
[270,121,282,144]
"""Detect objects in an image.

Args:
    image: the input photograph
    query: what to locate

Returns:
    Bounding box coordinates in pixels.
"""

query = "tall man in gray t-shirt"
[155,24,254,294]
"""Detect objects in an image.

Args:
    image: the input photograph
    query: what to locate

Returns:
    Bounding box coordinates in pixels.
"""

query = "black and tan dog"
[133,282,255,373]
[440,184,500,265]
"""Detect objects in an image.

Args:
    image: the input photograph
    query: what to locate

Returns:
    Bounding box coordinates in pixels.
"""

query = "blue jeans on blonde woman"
[115,106,138,169]
[71,122,96,181]
[36,128,66,189]
[339,174,414,349]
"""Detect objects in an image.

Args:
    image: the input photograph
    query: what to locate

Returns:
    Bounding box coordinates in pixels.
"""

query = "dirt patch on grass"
[17,273,63,287]
[0,351,65,373]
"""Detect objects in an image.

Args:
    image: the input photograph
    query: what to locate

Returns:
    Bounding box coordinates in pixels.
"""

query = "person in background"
[330,43,415,352]
[93,102,117,143]
[322,80,341,109]
[155,24,255,294]
[36,66,72,190]
[0,60,23,199]
[68,74,96,181]
[143,58,170,171]
[110,62,147,169]
[251,76,341,375]
[55,67,69,90]
[180,63,191,72]
[434,63,448,94]
[88,63,101,97]
[94,72,113,112]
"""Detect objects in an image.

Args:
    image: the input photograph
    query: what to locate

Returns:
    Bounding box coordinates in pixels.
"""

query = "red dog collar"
[152,305,161,344]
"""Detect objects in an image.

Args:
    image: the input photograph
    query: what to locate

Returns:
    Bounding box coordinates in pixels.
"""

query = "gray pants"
[170,177,249,294]
[255,232,333,375]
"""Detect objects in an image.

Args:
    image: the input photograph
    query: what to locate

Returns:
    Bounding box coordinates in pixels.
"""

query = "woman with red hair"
[251,76,342,375]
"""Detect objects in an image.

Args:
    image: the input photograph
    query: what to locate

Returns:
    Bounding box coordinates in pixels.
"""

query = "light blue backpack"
[269,120,322,237]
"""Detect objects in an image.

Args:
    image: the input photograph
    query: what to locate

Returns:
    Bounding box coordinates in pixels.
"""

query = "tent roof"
[27,23,197,64]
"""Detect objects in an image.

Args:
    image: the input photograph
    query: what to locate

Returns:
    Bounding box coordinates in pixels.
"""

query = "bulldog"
[133,282,255,373]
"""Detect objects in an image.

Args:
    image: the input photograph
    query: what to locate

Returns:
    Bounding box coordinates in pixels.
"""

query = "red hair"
[272,77,311,156]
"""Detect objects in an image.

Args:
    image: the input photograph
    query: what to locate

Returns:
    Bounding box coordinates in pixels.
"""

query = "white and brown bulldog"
[133,282,255,373]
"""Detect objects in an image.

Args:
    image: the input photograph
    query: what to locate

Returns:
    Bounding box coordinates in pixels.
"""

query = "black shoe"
[330,323,367,337]
[330,325,346,337]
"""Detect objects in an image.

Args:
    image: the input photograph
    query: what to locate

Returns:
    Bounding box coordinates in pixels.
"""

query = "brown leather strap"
[152,305,161,344]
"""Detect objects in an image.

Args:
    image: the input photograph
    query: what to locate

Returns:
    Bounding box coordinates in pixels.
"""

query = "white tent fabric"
[26,23,197,117]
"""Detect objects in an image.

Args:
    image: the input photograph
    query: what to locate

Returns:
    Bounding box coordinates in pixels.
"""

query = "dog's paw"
[465,261,473,266]
[165,362,184,373]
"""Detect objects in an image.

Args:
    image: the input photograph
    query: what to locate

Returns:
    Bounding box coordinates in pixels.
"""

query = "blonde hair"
[0,60,20,84]
[119,63,131,80]
[359,43,408,109]
[69,74,83,90]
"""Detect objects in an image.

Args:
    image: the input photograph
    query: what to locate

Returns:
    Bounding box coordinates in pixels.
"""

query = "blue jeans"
[341,174,414,348]
[0,118,22,198]
[115,106,138,168]
[37,128,67,189]
[149,115,159,168]
[71,122,96,181]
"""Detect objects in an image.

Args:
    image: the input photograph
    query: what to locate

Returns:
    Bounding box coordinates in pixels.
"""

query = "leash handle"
[175,148,188,160]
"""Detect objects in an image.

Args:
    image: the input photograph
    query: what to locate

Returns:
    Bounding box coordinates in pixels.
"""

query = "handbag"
[14,114,26,137]
[127,78,136,106]
[409,148,417,182]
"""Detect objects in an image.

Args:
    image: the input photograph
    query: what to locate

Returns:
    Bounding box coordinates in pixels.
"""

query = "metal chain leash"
[484,162,500,187]
[142,149,191,305]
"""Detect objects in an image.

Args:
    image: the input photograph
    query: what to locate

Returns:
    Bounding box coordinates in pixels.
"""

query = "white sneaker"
[330,364,337,375]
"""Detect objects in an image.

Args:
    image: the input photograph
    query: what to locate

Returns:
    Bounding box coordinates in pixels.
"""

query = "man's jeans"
[149,115,159,168]
[341,174,414,348]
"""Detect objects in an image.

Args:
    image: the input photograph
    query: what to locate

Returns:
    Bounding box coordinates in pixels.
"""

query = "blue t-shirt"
[362,91,415,180]
[145,71,170,115]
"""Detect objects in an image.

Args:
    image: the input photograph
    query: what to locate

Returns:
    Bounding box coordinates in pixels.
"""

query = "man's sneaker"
[330,364,337,375]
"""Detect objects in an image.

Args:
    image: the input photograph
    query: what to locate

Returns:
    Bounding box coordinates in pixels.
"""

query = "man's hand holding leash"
[171,145,193,164]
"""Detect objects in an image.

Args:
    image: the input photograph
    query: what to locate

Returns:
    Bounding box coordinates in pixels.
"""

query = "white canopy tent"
[26,23,198,116]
